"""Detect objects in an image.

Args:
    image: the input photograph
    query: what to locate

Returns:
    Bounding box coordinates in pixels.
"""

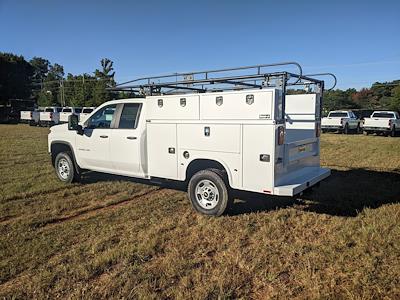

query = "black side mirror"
[68,114,79,130]
[68,114,84,135]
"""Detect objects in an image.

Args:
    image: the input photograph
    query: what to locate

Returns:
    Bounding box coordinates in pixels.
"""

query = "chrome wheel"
[195,179,219,210]
[57,158,70,180]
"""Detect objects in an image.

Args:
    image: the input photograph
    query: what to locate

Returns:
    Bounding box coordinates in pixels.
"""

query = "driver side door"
[75,104,117,171]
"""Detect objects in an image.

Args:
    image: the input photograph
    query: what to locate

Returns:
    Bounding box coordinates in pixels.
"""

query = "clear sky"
[1,0,399,89]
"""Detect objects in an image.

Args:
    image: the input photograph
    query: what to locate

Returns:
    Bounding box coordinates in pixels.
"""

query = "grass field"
[0,124,399,299]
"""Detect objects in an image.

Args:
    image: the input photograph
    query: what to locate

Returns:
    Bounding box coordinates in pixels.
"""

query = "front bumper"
[274,167,331,196]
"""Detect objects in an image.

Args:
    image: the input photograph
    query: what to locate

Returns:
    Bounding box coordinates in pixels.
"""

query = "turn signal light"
[278,126,285,145]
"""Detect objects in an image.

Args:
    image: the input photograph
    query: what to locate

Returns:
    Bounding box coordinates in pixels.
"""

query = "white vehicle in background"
[59,107,82,123]
[48,62,334,216]
[363,111,400,137]
[321,110,361,134]
[40,107,62,127]
[20,109,41,126]
[79,107,95,123]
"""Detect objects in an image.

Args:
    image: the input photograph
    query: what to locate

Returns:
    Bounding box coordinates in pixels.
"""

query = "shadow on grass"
[229,169,400,217]
[80,168,400,218]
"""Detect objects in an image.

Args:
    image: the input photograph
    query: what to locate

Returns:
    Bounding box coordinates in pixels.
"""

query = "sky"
[0,0,399,89]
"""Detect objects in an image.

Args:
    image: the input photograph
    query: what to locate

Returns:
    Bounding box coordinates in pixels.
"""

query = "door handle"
[100,135,108,138]
[126,136,137,140]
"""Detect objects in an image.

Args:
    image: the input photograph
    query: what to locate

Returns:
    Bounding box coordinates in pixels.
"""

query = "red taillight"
[278,126,285,145]
[316,122,321,137]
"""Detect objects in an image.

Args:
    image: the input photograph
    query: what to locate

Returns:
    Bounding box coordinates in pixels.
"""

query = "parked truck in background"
[40,107,62,127]
[363,111,400,137]
[59,107,82,123]
[79,107,95,123]
[48,63,334,216]
[321,110,361,134]
[20,109,41,126]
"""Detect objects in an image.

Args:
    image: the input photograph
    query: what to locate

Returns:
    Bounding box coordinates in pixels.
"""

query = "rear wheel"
[54,152,80,183]
[188,170,231,216]
[390,126,396,137]
[343,123,349,134]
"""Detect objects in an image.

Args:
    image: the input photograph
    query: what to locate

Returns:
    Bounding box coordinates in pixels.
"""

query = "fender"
[50,140,81,173]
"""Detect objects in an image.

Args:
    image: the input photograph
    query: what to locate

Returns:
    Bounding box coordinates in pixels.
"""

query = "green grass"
[0,124,399,299]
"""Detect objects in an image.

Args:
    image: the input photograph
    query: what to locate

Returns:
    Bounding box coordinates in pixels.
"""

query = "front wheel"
[187,170,231,216]
[54,152,80,183]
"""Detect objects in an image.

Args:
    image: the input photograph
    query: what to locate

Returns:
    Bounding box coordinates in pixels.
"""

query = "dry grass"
[0,124,399,299]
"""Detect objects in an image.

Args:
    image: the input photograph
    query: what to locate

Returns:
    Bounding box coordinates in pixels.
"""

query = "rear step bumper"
[274,167,331,196]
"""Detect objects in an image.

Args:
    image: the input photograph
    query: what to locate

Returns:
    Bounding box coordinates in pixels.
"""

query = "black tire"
[390,126,396,137]
[187,169,231,216]
[54,152,80,183]
[343,123,349,134]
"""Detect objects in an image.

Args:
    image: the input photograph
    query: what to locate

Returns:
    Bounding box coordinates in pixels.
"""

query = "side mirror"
[68,114,84,135]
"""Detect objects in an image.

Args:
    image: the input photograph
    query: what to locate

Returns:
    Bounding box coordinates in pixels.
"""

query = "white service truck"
[59,107,82,123]
[79,107,95,123]
[48,63,333,216]
[321,110,361,134]
[20,109,41,126]
[363,111,400,136]
[40,107,62,127]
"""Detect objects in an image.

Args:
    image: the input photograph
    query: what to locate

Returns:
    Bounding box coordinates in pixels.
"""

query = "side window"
[87,104,117,129]
[118,103,142,129]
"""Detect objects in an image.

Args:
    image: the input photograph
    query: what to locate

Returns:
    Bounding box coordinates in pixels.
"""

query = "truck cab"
[48,62,334,216]
[321,110,360,134]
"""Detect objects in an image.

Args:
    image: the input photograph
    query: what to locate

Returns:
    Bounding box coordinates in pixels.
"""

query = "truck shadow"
[81,169,400,218]
[229,169,400,217]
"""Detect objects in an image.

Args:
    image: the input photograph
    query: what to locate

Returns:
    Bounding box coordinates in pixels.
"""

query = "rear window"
[75,108,82,113]
[45,108,53,112]
[372,112,394,118]
[329,112,348,118]
[62,108,72,113]
[82,108,93,113]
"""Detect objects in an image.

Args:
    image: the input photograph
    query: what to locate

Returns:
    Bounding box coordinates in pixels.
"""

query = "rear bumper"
[363,127,390,132]
[274,167,331,196]
[321,125,343,130]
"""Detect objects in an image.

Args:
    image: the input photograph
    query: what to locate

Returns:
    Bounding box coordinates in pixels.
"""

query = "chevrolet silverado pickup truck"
[48,63,333,216]
[363,111,400,136]
[321,110,361,134]
[59,107,82,123]
[40,107,62,127]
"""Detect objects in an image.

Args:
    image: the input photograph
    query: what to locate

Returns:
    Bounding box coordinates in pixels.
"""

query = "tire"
[343,123,349,134]
[356,124,361,134]
[54,152,80,183]
[187,169,231,216]
[390,126,396,137]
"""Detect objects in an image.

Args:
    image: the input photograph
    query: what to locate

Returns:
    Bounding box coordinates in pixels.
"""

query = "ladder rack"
[109,62,336,96]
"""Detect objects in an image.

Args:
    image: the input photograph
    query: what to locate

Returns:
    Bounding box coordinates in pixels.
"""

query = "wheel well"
[50,143,73,167]
[186,159,229,185]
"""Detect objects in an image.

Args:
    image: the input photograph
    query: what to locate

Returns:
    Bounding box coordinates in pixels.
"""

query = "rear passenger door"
[109,103,145,177]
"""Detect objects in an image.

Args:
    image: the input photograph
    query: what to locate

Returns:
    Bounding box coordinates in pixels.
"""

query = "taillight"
[50,112,53,118]
[30,112,32,118]
[389,120,392,126]
[316,122,321,137]
[278,126,285,145]
[340,118,344,125]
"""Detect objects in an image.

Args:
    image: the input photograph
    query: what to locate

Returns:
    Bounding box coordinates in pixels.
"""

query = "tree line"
[0,52,119,107]
[1,52,399,112]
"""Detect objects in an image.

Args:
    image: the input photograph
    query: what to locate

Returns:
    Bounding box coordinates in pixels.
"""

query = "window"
[372,112,395,118]
[328,112,348,118]
[82,108,93,114]
[56,107,62,112]
[118,103,141,129]
[75,108,82,113]
[87,104,117,129]
[63,108,72,113]
[45,108,53,112]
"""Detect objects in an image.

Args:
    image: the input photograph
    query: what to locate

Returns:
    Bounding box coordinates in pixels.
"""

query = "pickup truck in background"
[363,111,400,137]
[321,110,361,134]
[79,107,95,123]
[59,107,82,123]
[20,109,41,126]
[40,107,62,127]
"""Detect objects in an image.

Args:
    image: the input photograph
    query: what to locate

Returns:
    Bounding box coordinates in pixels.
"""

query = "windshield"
[372,112,395,118]
[329,112,348,118]
[82,108,93,113]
